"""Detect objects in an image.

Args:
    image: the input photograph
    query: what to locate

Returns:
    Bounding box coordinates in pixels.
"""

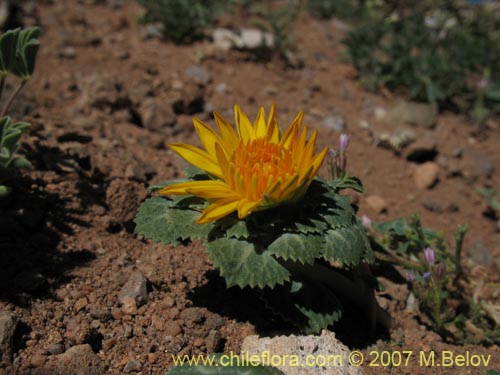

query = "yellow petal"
[310,147,329,176]
[160,180,236,199]
[234,104,255,142]
[266,103,279,143]
[214,142,233,187]
[197,198,240,224]
[214,112,239,151]
[170,143,222,179]
[254,107,267,138]
[192,118,224,159]
[237,199,260,219]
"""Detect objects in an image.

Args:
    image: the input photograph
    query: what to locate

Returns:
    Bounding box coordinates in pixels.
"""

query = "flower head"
[339,134,351,153]
[160,105,328,223]
[424,247,435,266]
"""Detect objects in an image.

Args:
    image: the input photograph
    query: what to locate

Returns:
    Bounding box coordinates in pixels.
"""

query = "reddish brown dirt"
[0,1,499,375]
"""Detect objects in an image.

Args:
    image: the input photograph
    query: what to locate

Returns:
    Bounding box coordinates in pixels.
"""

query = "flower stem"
[1,79,27,117]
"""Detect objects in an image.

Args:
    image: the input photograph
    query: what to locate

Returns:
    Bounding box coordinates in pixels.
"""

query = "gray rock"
[323,113,346,131]
[461,149,494,182]
[242,330,363,375]
[212,28,274,50]
[124,359,143,373]
[0,311,18,365]
[47,343,65,356]
[469,241,494,267]
[185,66,211,86]
[34,344,104,375]
[385,101,438,129]
[138,97,176,133]
[118,272,149,308]
[239,28,274,49]
[375,128,416,153]
[144,23,164,39]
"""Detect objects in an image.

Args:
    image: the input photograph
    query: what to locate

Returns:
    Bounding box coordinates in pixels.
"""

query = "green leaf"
[375,218,408,237]
[0,28,20,73]
[206,238,290,288]
[484,370,500,375]
[267,233,322,265]
[0,185,10,197]
[134,196,214,245]
[318,194,355,229]
[184,166,209,180]
[260,276,342,334]
[322,225,372,266]
[328,176,365,193]
[166,364,285,374]
[10,27,40,79]
[1,128,22,152]
[10,157,32,169]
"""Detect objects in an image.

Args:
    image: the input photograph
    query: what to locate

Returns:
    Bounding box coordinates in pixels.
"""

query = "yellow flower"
[160,104,328,224]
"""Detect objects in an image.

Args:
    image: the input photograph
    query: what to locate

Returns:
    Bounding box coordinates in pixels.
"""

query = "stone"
[376,129,416,153]
[185,66,211,86]
[65,319,93,345]
[118,271,149,308]
[385,101,438,129]
[206,330,223,353]
[74,297,88,312]
[242,330,363,375]
[461,149,494,182]
[0,311,18,365]
[77,73,130,111]
[123,359,142,373]
[47,343,65,356]
[366,195,387,213]
[33,344,104,375]
[323,113,346,131]
[163,321,182,337]
[212,28,274,50]
[239,28,274,49]
[138,98,176,133]
[414,162,440,189]
[120,297,138,316]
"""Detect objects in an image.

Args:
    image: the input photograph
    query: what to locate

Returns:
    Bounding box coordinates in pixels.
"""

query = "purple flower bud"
[424,247,435,266]
[361,215,372,228]
[406,270,416,282]
[328,148,338,160]
[339,134,351,153]
[423,271,432,280]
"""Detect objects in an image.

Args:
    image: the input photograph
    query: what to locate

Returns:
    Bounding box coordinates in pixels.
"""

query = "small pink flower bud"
[361,215,372,228]
[424,247,435,266]
[406,270,416,282]
[339,134,351,153]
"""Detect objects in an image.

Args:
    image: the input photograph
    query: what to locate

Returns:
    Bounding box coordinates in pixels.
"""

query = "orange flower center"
[231,139,296,200]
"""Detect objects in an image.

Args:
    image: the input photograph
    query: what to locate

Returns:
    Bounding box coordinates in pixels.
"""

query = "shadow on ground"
[189,270,389,348]
[0,176,95,305]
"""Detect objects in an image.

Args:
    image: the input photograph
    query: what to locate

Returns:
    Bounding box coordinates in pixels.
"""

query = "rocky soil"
[0,1,499,375]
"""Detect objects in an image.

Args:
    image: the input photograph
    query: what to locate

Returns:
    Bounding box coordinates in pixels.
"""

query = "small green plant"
[137,0,231,43]
[254,1,299,62]
[307,0,364,20]
[368,215,500,344]
[136,105,389,334]
[342,1,500,119]
[0,27,40,197]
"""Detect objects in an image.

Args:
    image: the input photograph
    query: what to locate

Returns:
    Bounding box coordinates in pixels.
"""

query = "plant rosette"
[135,105,390,333]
